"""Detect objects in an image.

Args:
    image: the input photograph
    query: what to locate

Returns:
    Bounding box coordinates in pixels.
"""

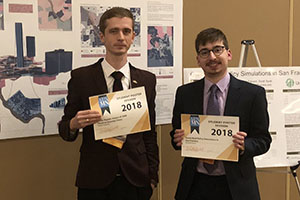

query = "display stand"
[238,40,262,67]
[290,161,300,196]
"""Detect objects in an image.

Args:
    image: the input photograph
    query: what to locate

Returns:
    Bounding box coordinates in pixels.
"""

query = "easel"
[238,40,262,67]
[238,40,300,198]
[290,161,300,196]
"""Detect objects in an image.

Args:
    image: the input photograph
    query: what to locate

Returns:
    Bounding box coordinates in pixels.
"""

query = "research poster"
[0,0,182,140]
[184,67,300,167]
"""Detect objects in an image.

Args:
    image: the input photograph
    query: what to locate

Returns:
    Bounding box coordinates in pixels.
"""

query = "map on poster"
[38,0,72,31]
[80,6,141,57]
[147,26,173,67]
[184,67,300,167]
[0,0,182,140]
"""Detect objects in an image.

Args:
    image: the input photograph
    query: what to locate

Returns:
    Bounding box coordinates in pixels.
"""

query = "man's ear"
[99,32,105,43]
[196,54,201,66]
[227,49,232,61]
[132,31,136,40]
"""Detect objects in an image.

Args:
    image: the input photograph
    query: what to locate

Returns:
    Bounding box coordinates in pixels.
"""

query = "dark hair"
[195,28,229,53]
[99,7,134,34]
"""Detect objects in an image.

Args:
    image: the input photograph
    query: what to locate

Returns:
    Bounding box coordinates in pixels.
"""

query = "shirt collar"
[102,58,130,79]
[204,72,230,94]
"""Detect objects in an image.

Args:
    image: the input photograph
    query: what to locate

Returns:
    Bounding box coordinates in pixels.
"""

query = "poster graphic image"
[147,26,173,67]
[0,21,72,139]
[0,0,3,30]
[38,0,72,31]
[80,5,141,57]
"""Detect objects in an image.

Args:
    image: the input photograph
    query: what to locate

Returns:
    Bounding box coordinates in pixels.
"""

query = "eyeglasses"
[198,46,226,58]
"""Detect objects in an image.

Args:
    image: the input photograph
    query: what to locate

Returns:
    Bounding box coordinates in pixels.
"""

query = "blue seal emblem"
[190,115,200,134]
[98,95,111,115]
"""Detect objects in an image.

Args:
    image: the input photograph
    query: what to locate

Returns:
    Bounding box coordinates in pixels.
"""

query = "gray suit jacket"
[59,58,159,188]
[170,74,271,200]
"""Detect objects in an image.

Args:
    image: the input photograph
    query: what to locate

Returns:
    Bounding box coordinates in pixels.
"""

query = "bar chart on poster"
[184,67,300,168]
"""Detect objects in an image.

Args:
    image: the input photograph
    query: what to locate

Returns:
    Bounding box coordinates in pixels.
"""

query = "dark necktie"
[204,84,220,173]
[107,71,126,146]
[111,71,124,92]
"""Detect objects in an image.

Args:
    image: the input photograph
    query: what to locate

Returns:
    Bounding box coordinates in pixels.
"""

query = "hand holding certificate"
[181,114,239,162]
[89,87,151,141]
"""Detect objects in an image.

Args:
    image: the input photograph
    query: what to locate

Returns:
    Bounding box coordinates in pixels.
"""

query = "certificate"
[89,87,150,140]
[181,114,239,162]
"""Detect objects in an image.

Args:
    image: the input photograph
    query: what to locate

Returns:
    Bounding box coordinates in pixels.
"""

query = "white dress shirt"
[101,58,131,92]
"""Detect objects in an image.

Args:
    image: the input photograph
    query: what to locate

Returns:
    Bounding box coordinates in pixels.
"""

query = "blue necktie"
[204,84,220,173]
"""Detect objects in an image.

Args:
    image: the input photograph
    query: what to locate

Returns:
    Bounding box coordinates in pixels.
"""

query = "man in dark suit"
[59,7,158,200]
[170,28,271,200]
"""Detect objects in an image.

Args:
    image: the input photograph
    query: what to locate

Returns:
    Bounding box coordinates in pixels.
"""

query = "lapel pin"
[133,80,138,84]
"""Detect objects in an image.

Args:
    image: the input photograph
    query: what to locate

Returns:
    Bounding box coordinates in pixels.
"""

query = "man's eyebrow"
[199,48,209,51]
[108,27,132,30]
[200,45,222,50]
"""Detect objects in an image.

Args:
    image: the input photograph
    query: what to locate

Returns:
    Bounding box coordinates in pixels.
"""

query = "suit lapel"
[129,64,141,89]
[191,79,204,114]
[91,58,109,94]
[224,74,241,116]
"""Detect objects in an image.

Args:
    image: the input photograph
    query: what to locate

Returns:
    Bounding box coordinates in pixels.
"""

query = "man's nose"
[117,31,125,40]
[208,51,216,59]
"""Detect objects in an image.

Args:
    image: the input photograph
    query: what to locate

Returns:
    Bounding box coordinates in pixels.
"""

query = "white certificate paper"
[181,114,239,162]
[89,87,150,140]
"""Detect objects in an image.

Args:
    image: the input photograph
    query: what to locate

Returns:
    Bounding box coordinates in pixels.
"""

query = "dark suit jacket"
[59,58,159,189]
[170,74,271,200]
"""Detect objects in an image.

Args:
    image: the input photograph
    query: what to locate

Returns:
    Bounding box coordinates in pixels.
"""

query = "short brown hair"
[99,7,134,34]
[195,28,229,53]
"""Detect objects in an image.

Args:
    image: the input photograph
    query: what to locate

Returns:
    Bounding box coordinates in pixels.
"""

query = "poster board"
[184,67,300,168]
[0,0,182,140]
